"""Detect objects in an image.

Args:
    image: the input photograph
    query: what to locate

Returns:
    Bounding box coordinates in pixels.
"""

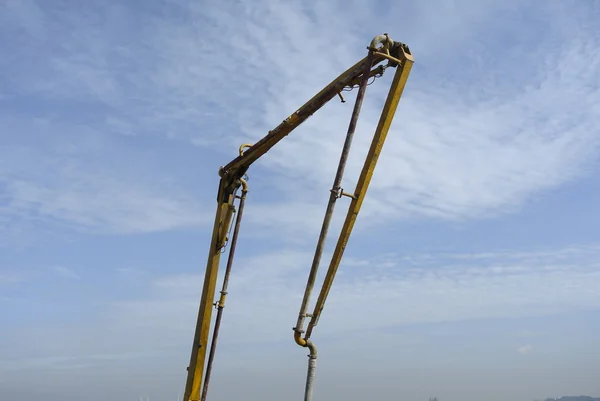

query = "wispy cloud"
[0,122,209,240]
[516,330,543,338]
[0,348,177,373]
[2,1,599,242]
[517,344,533,355]
[1,3,217,242]
[4,241,594,376]
[107,242,600,347]
[101,0,600,241]
[244,13,600,232]
[3,241,594,383]
[50,266,81,280]
[0,272,24,286]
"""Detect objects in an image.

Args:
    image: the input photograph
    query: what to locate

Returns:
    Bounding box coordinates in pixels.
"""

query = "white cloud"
[244,27,600,230]
[4,177,205,235]
[7,242,595,377]
[0,273,24,286]
[106,242,600,348]
[516,330,543,338]
[0,123,209,239]
[518,344,533,355]
[50,266,81,280]
[20,0,586,246]
[2,241,593,391]
[2,0,599,243]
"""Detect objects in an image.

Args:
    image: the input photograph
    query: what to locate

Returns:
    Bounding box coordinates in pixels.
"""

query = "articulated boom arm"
[183,34,414,401]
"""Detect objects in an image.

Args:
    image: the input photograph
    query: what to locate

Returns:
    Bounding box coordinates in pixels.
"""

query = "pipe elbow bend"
[294,330,307,347]
[369,33,393,52]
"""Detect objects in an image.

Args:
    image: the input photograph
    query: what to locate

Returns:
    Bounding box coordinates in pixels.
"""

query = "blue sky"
[1,0,600,400]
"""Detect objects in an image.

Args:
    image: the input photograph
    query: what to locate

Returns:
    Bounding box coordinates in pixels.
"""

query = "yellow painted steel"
[183,189,235,401]
[181,34,414,401]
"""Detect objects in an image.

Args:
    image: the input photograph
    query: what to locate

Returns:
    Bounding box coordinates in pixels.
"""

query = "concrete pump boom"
[182,33,414,401]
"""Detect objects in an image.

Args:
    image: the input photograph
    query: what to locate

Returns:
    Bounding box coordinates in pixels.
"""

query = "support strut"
[200,178,248,401]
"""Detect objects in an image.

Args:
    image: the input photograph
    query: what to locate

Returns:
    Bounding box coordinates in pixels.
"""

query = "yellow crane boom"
[182,33,414,401]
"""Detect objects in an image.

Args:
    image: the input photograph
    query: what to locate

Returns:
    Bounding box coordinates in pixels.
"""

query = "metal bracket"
[340,190,357,199]
[239,143,253,156]
[331,186,357,199]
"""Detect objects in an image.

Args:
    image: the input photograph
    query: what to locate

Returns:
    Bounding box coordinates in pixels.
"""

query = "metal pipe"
[200,178,248,401]
[296,46,376,401]
[303,341,318,401]
[369,33,391,52]
[373,52,404,67]
[305,45,414,338]
[293,50,375,348]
